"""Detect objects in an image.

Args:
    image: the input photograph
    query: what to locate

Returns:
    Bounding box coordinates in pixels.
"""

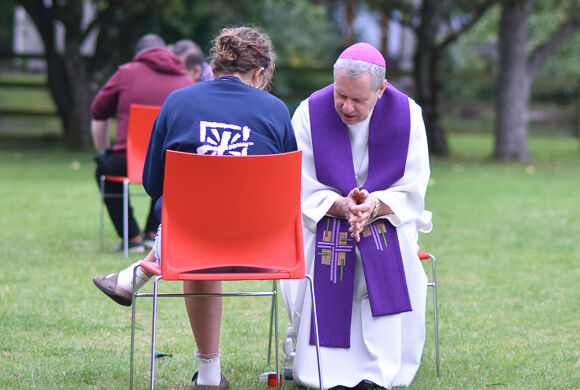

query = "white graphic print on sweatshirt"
[197,121,254,156]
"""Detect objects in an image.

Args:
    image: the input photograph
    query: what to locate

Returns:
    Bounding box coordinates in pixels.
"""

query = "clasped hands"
[331,188,378,242]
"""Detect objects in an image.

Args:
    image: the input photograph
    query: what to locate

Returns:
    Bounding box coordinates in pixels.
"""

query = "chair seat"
[140,261,293,281]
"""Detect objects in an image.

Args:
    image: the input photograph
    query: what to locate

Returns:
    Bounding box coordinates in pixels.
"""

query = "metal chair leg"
[149,276,161,390]
[123,179,129,258]
[130,267,139,390]
[100,175,106,250]
[267,280,275,366]
[273,281,280,390]
[305,274,323,390]
[430,254,440,378]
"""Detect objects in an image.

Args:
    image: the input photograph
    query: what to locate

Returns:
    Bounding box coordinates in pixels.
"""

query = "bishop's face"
[333,71,386,125]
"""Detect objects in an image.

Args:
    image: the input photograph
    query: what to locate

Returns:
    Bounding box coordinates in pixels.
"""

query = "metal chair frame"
[129,273,322,390]
[127,150,323,390]
[419,251,440,377]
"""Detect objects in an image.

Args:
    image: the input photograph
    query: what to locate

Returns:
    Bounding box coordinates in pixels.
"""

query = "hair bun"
[218,35,243,62]
[210,26,276,90]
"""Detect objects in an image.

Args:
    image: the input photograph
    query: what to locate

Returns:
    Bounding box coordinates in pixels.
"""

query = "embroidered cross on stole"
[308,83,413,348]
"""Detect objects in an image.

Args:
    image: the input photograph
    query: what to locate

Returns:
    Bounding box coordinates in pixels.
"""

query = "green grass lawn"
[0,134,579,389]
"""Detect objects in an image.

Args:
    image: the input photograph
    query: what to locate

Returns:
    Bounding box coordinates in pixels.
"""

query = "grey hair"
[135,34,165,55]
[171,39,202,58]
[333,58,385,91]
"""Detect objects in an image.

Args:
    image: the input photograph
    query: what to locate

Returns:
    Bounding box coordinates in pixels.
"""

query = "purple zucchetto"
[338,42,385,67]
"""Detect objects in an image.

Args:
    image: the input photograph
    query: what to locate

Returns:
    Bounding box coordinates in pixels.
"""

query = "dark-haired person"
[170,38,214,82]
[183,48,207,82]
[93,26,295,390]
[91,33,192,252]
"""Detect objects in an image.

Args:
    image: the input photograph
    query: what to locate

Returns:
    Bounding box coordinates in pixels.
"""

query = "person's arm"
[91,119,110,153]
[91,68,122,152]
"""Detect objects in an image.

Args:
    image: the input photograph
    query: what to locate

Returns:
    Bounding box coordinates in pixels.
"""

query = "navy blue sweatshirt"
[143,78,297,219]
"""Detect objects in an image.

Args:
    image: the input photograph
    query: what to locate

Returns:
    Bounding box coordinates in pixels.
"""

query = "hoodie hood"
[133,47,186,76]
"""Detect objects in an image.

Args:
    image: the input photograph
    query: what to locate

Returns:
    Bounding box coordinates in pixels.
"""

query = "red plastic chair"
[129,150,323,390]
[418,250,440,377]
[99,104,161,257]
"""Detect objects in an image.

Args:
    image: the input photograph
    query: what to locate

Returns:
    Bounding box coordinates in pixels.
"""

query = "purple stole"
[308,84,412,348]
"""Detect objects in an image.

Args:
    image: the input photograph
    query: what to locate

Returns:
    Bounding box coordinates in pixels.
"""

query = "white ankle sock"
[114,261,150,292]
[196,351,221,386]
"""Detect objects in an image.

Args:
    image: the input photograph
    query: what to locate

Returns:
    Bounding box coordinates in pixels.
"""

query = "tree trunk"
[63,26,92,149]
[62,77,93,150]
[46,54,92,149]
[43,42,93,149]
[413,0,449,156]
[494,0,532,162]
[19,2,93,150]
[414,50,448,155]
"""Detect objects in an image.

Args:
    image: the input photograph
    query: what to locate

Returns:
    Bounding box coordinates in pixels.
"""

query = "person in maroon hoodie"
[91,34,193,253]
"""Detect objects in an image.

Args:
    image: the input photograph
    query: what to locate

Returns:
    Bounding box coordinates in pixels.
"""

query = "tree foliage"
[153,0,269,53]
[11,0,343,149]
[263,0,341,67]
[364,0,497,155]
[14,0,580,156]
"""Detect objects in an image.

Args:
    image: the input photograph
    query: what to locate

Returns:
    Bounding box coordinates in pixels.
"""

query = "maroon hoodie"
[91,47,193,156]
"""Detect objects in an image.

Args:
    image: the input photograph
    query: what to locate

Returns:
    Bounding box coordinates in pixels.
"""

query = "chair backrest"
[161,150,305,281]
[126,104,161,183]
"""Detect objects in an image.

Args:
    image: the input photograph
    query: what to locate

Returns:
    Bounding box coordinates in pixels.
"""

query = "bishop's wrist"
[370,196,380,218]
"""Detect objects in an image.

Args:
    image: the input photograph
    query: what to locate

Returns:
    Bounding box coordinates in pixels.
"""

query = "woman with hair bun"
[93,26,296,390]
